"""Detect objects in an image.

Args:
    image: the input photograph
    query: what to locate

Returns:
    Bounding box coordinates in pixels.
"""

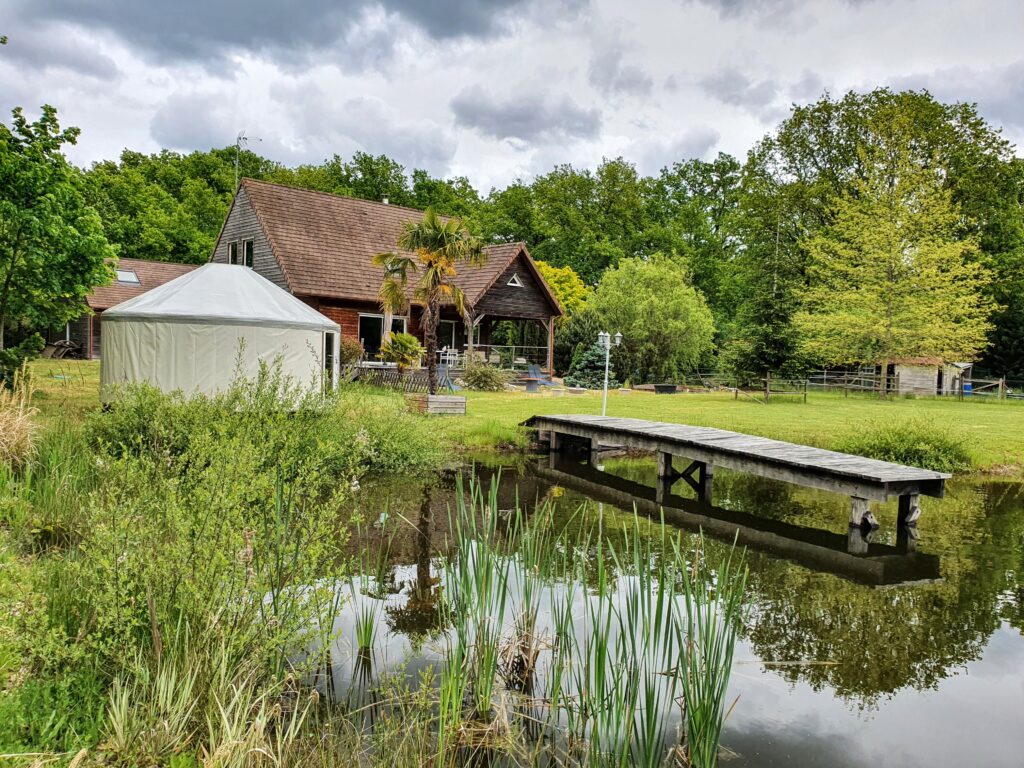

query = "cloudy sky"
[2,0,1022,190]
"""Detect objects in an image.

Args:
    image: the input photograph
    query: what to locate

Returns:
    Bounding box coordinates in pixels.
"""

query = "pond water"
[332,453,1024,767]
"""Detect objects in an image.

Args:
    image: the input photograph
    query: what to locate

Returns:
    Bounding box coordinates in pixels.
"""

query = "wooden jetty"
[533,456,941,586]
[523,415,951,528]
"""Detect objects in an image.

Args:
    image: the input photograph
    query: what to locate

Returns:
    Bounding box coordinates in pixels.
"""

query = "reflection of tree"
[384,484,447,650]
[736,479,1024,706]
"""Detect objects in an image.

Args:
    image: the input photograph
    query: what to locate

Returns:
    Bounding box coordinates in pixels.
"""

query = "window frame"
[115,269,140,285]
[242,239,254,268]
[228,241,239,265]
[507,272,524,287]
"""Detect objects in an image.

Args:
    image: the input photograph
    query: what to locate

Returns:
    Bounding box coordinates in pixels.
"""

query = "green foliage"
[460,362,511,391]
[0,332,43,387]
[589,255,715,383]
[0,106,114,347]
[534,259,590,317]
[375,208,484,394]
[565,341,618,390]
[339,337,365,365]
[797,128,995,367]
[378,331,423,371]
[835,418,973,472]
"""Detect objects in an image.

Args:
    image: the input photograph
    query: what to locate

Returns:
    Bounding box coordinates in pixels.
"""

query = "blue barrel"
[963,382,973,395]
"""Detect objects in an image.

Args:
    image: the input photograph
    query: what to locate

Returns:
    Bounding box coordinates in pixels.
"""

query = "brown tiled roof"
[892,357,944,366]
[238,178,561,314]
[88,257,198,310]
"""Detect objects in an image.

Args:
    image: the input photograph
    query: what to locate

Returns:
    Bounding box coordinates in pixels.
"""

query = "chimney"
[382,196,389,205]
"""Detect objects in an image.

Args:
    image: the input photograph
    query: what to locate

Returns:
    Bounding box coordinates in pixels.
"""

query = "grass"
[30,360,1024,472]
[453,388,1024,473]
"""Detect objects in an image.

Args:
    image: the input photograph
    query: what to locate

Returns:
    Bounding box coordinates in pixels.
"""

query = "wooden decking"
[523,415,951,528]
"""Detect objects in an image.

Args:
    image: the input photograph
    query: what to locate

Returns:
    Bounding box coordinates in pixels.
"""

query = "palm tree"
[374,208,485,395]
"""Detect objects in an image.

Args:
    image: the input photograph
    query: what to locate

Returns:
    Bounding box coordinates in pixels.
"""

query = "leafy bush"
[0,333,44,389]
[461,362,512,391]
[834,418,973,472]
[565,341,618,390]
[379,332,424,371]
[340,338,365,365]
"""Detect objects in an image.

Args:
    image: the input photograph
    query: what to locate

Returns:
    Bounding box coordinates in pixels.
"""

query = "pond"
[330,453,1024,768]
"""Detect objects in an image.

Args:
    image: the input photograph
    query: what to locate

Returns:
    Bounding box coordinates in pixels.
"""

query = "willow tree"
[796,137,996,389]
[374,208,484,394]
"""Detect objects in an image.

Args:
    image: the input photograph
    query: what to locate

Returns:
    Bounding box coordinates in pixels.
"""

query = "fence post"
[999,378,1006,400]
[765,371,771,404]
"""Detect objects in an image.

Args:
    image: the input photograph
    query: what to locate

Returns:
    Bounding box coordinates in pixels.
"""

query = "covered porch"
[432,311,557,373]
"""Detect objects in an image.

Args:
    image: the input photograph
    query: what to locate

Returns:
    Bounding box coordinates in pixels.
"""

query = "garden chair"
[437,364,461,393]
[526,364,558,386]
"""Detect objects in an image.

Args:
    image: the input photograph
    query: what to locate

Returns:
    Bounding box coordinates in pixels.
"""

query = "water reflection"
[336,459,1024,767]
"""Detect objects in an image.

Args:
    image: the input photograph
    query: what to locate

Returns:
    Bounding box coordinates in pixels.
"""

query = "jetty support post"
[588,437,602,468]
[897,493,921,527]
[849,497,879,529]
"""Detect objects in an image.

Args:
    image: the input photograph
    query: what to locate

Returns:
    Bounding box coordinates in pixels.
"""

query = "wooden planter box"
[406,394,467,415]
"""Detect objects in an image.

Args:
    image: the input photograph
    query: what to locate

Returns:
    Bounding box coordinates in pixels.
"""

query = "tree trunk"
[424,299,439,395]
[879,359,889,399]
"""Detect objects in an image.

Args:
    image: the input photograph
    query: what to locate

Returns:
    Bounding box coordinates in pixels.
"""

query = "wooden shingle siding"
[210,188,288,290]
[475,255,555,319]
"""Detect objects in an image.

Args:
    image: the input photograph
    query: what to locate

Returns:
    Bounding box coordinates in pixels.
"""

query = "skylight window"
[507,273,524,287]
[116,269,140,285]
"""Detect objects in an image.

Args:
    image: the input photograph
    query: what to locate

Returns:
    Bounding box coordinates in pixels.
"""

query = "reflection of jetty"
[524,415,950,530]
[533,456,942,587]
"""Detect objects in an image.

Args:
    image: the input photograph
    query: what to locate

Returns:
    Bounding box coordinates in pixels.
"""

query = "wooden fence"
[354,367,431,393]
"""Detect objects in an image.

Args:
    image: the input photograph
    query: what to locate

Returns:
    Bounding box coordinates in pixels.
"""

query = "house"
[888,358,973,396]
[208,179,563,371]
[61,257,198,359]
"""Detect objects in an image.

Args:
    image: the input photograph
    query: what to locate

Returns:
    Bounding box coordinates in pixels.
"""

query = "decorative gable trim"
[507,273,524,287]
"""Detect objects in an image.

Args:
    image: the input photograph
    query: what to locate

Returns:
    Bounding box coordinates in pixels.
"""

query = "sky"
[2,0,1023,191]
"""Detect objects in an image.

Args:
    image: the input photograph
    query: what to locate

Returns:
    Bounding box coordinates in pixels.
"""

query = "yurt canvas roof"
[102,263,339,332]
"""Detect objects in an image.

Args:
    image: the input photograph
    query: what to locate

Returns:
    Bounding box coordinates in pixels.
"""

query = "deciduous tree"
[795,136,995,380]
[0,105,113,349]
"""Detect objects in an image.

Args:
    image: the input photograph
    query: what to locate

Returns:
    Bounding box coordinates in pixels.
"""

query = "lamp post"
[598,330,622,417]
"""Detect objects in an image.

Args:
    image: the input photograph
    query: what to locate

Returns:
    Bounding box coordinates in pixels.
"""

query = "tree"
[795,136,995,381]
[736,88,1023,374]
[534,260,590,317]
[0,105,114,349]
[589,255,715,383]
[374,208,485,394]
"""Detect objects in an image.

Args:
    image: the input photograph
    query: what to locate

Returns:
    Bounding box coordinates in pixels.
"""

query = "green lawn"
[453,387,1024,472]
[24,360,1024,472]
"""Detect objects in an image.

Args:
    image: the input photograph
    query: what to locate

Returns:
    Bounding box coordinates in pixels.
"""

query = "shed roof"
[236,178,562,315]
[102,263,339,332]
[88,257,197,311]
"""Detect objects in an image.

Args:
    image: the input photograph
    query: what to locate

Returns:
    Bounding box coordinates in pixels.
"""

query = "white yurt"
[100,263,340,401]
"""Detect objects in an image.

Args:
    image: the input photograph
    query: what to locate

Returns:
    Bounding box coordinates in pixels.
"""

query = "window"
[507,272,524,287]
[324,332,335,391]
[228,242,239,265]
[242,239,254,268]
[115,269,140,285]
[358,314,408,357]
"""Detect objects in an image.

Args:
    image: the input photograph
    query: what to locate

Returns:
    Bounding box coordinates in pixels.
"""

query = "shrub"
[0,364,37,469]
[0,333,44,389]
[834,418,973,472]
[379,332,424,371]
[461,362,512,391]
[565,341,618,390]
[340,338,365,365]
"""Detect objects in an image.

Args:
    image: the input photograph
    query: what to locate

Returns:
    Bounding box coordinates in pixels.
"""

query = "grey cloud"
[700,67,781,120]
[0,22,120,80]
[887,60,1024,136]
[451,85,601,143]
[150,92,239,152]
[12,0,543,67]
[588,43,653,98]
[683,0,875,18]
[283,86,458,173]
[632,127,720,175]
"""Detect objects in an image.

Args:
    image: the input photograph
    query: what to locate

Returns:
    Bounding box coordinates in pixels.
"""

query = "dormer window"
[116,269,140,285]
[228,240,254,267]
[507,273,524,287]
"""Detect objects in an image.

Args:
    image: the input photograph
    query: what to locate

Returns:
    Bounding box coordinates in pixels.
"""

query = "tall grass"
[0,364,37,469]
[835,417,973,472]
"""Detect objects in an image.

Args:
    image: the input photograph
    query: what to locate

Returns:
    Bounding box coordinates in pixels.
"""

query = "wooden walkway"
[523,415,951,528]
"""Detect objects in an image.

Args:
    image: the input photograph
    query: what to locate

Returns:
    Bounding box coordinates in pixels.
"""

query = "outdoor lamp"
[598,330,622,417]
